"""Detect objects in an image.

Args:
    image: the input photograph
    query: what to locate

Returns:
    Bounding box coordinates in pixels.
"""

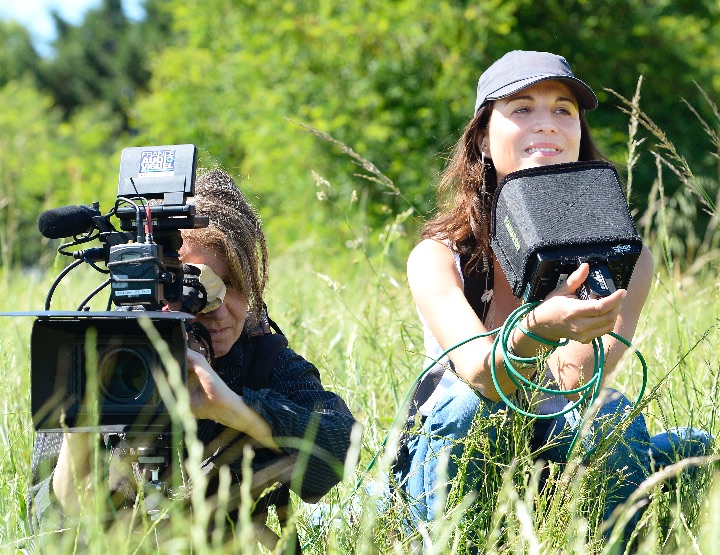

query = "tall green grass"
[2,93,720,553]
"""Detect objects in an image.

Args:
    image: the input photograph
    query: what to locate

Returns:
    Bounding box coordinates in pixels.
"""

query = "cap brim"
[487,75,598,110]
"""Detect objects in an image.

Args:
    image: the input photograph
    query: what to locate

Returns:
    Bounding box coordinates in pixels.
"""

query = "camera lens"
[99,348,150,402]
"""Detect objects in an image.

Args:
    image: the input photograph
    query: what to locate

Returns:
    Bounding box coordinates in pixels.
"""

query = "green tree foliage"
[0,0,171,266]
[0,78,116,266]
[0,21,39,86]
[35,0,172,129]
[133,0,522,255]
[510,0,720,205]
[2,0,720,268]
[0,78,122,267]
[133,0,720,259]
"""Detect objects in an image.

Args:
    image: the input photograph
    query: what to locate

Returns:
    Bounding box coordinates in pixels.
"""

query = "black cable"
[44,258,84,310]
[77,279,111,311]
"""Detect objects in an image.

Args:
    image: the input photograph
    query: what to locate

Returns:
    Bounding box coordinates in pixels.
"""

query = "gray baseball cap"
[474,50,597,114]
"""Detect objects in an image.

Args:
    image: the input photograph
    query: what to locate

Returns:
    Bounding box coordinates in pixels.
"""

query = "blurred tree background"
[1,0,719,270]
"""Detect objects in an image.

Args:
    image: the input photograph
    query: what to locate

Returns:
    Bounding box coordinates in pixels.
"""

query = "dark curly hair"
[181,169,268,328]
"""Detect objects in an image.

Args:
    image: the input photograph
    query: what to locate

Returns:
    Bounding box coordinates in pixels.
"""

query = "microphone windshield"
[37,205,97,239]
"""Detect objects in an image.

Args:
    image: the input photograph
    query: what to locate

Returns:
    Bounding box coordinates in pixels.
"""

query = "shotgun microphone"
[37,204,99,239]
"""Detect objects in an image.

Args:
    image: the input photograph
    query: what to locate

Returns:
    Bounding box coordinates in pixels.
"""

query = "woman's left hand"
[186,349,240,423]
[531,263,627,344]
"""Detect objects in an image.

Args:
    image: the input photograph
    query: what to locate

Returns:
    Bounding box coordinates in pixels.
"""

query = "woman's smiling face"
[483,80,582,182]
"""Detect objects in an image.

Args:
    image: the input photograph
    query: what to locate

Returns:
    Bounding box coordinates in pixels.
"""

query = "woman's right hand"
[527,262,627,345]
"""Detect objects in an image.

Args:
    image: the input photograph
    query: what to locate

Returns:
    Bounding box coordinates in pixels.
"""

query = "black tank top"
[459,252,494,324]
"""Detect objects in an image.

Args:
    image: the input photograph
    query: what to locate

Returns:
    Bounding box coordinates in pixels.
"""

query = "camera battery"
[109,243,163,306]
[577,263,617,300]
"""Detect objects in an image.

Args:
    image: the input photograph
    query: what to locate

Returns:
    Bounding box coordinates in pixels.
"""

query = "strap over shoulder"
[459,252,494,324]
[239,305,289,391]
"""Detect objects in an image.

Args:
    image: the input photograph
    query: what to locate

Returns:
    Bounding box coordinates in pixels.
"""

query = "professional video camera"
[31,144,211,434]
[490,161,643,303]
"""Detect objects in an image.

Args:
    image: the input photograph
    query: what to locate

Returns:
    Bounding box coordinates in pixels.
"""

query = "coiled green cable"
[490,301,647,457]
[358,300,648,482]
[301,301,648,548]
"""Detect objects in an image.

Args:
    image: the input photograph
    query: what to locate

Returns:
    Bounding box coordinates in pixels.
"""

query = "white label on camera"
[115,289,152,297]
[138,149,176,177]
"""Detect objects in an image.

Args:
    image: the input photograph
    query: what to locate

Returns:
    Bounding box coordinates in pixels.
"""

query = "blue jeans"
[394,380,711,538]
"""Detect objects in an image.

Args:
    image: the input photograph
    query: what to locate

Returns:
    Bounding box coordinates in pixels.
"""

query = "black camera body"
[31,314,189,432]
[31,144,210,432]
[490,161,643,303]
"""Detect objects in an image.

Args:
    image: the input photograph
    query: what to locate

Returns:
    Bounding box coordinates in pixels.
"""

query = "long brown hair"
[422,99,606,273]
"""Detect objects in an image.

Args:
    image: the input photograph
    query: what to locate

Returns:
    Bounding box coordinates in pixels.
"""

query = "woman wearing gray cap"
[396,51,710,545]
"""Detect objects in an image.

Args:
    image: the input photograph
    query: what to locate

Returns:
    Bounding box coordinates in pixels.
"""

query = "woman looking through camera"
[30,169,357,546]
